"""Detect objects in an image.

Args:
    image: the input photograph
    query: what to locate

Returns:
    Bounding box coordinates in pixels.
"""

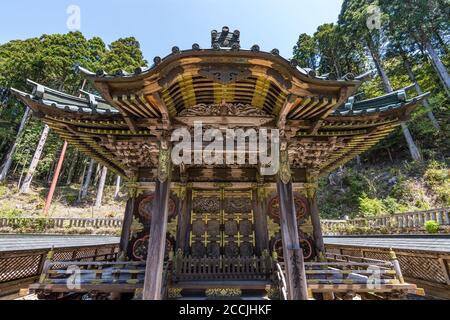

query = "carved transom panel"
[179,102,271,117]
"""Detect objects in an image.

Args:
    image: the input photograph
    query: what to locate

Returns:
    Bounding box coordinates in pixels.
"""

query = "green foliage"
[424,161,450,206]
[358,193,385,217]
[425,220,440,234]
[0,185,9,197]
[293,34,317,70]
[319,160,449,219]
[0,208,23,218]
[0,32,147,185]
[101,37,147,73]
[293,22,366,77]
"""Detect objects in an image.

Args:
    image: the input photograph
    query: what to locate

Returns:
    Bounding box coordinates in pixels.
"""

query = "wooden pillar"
[143,143,172,300]
[119,197,136,255]
[252,187,269,256]
[43,141,68,215]
[276,145,308,300]
[307,185,325,255]
[175,184,192,255]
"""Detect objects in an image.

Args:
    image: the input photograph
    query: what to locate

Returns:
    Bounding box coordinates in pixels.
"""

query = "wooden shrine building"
[11,28,428,300]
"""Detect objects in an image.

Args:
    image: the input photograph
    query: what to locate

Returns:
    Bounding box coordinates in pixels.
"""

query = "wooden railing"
[322,208,450,234]
[0,243,119,296]
[39,260,145,287]
[0,217,122,231]
[325,242,450,293]
[273,262,288,300]
[173,255,273,282]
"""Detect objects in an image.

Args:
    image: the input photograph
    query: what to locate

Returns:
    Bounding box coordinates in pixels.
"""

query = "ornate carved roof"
[10,29,429,183]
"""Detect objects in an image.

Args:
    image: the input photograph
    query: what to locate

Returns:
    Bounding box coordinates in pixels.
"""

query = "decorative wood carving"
[138,194,176,223]
[178,102,271,117]
[157,146,171,183]
[127,192,177,262]
[289,137,347,169]
[272,234,315,261]
[269,194,309,224]
[132,236,174,262]
[199,66,251,85]
[279,148,292,184]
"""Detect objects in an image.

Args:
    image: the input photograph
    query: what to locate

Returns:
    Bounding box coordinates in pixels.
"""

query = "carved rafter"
[99,140,159,169]
[289,137,347,170]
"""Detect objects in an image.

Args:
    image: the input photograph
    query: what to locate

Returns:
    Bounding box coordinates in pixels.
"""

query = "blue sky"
[0,0,343,59]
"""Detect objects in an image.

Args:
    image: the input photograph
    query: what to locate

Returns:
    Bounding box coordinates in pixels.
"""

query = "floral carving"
[179,103,271,117]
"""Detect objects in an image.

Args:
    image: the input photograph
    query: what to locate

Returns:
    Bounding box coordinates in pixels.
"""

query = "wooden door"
[189,189,255,258]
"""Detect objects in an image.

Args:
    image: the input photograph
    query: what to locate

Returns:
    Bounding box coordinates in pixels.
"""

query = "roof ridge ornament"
[211,26,240,49]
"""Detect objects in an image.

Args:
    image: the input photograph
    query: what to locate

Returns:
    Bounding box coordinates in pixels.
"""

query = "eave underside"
[13,94,415,182]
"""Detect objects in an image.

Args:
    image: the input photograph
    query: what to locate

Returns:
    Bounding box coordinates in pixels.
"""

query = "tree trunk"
[65,150,79,185]
[434,31,449,56]
[367,40,422,162]
[0,107,31,182]
[79,159,95,200]
[401,52,441,131]
[19,124,50,194]
[114,175,121,199]
[95,166,108,208]
[424,38,450,97]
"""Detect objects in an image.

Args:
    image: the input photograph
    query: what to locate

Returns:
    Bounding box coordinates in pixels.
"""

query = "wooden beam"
[95,82,138,133]
[277,95,297,129]
[317,87,348,120]
[151,93,171,128]
[276,177,309,300]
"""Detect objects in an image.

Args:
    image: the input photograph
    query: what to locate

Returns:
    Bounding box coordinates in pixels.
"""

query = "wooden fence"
[322,208,450,234]
[174,255,273,282]
[0,217,122,232]
[0,243,119,296]
[325,244,450,298]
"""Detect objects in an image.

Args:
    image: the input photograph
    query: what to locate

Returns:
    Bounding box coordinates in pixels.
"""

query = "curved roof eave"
[78,48,362,89]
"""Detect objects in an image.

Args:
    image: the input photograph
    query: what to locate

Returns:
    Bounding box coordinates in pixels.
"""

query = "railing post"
[174,249,183,281]
[389,249,404,284]
[39,247,55,284]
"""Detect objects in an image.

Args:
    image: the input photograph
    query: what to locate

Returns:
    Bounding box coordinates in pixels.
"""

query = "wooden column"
[175,185,192,255]
[119,197,136,256]
[252,188,269,256]
[143,143,172,300]
[309,194,325,255]
[276,145,308,300]
[306,176,325,255]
